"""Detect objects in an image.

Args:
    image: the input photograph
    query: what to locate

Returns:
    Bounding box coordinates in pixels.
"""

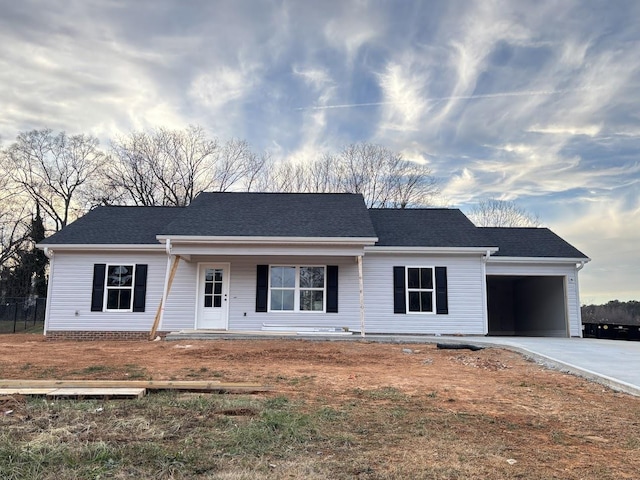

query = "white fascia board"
[365,246,499,255]
[487,256,592,264]
[156,235,379,246]
[35,243,165,252]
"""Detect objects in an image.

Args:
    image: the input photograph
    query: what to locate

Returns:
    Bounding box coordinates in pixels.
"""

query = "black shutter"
[256,265,269,312]
[326,265,339,313]
[393,266,406,314]
[91,264,106,312]
[435,266,448,314]
[133,264,148,312]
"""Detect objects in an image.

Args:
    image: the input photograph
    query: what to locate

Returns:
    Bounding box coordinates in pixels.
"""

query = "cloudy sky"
[1,0,638,304]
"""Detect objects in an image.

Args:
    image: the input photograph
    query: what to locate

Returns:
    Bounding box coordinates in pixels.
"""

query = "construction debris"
[0,379,272,398]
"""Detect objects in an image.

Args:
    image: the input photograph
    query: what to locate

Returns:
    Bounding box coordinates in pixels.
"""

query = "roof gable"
[159,192,377,238]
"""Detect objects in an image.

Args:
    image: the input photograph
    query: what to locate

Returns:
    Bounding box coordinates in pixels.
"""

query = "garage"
[480,227,589,338]
[486,275,568,337]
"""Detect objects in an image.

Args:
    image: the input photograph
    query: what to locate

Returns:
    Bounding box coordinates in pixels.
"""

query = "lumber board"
[0,379,272,393]
[47,388,146,399]
[150,254,182,340]
[0,388,56,395]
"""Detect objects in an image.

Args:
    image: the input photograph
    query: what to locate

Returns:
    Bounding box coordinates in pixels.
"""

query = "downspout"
[481,249,492,335]
[357,255,365,337]
[43,248,54,337]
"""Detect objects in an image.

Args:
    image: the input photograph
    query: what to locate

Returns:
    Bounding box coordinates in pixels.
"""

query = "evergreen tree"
[0,204,48,299]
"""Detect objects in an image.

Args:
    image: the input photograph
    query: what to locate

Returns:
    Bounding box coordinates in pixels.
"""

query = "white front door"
[196,263,230,330]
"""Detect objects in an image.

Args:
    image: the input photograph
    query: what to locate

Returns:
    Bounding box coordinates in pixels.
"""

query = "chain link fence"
[0,298,46,333]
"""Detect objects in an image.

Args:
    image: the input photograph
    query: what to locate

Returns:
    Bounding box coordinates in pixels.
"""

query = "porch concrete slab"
[164,331,640,396]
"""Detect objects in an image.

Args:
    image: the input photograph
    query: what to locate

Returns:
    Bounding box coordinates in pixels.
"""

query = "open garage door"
[487,275,568,337]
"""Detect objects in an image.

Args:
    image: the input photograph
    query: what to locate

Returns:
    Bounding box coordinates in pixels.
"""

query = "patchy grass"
[3,388,637,480]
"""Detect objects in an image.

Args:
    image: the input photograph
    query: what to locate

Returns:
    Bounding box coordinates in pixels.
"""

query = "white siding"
[162,255,362,331]
[362,253,486,335]
[486,261,582,337]
[46,251,167,332]
[46,250,583,337]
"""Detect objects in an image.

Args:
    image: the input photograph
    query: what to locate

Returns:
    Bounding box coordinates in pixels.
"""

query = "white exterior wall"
[47,252,364,333]
[362,253,487,335]
[45,250,583,337]
[485,261,583,337]
[46,251,167,332]
[162,255,362,332]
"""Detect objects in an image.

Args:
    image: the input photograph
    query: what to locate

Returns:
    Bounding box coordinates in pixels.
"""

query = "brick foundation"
[45,331,169,341]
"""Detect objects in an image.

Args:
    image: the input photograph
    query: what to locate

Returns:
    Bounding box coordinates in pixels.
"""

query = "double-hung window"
[269,266,326,312]
[105,265,135,311]
[406,267,434,313]
[394,265,448,315]
[91,264,148,312]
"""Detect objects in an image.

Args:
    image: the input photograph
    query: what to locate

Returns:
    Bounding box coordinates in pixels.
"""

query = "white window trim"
[268,265,327,313]
[104,264,135,312]
[405,266,436,315]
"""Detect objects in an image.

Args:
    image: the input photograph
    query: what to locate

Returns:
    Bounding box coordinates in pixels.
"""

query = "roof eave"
[36,243,165,252]
[365,246,500,254]
[156,235,379,246]
[487,256,591,264]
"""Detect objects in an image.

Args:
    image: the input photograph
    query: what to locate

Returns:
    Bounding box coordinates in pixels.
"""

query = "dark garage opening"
[487,275,568,337]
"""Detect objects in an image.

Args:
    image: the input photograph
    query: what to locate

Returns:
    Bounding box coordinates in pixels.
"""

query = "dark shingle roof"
[480,227,588,258]
[40,207,183,245]
[159,192,377,238]
[38,194,588,260]
[369,209,493,247]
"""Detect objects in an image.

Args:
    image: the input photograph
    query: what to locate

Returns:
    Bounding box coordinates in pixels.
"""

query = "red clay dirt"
[1,334,639,478]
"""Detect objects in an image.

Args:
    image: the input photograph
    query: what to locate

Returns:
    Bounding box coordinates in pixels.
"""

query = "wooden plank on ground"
[0,380,272,393]
[0,388,56,395]
[46,388,146,399]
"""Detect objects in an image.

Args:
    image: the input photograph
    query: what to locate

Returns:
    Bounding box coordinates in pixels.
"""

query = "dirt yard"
[1,334,639,479]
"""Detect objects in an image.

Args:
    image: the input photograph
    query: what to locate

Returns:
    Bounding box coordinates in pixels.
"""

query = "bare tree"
[106,126,218,206]
[106,127,266,205]
[467,199,541,227]
[263,161,308,193]
[257,143,438,207]
[302,154,340,193]
[1,129,104,230]
[213,139,267,192]
[334,143,439,207]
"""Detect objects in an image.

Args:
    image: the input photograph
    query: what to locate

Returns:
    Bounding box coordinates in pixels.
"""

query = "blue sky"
[0,0,638,304]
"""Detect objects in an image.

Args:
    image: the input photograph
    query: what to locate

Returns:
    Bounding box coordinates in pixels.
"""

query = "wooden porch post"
[149,254,181,340]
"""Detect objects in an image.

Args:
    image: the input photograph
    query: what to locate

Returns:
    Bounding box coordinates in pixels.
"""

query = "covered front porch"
[152,237,376,338]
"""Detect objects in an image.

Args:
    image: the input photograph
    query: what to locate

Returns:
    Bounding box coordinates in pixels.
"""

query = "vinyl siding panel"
[363,254,486,335]
[48,251,582,337]
[46,252,167,332]
[160,258,198,331]
[162,255,362,332]
[486,261,582,337]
